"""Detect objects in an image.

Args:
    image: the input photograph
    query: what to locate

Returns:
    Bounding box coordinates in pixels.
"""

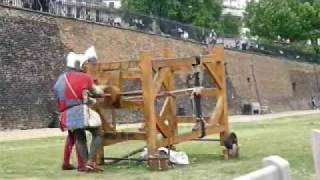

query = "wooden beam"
[208,95,224,125]
[157,125,225,148]
[152,57,196,70]
[153,68,170,95]
[104,132,146,140]
[120,100,144,109]
[156,116,172,138]
[203,63,223,89]
[156,98,173,138]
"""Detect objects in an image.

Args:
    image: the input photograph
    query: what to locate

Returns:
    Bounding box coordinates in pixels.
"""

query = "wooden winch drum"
[102,86,121,108]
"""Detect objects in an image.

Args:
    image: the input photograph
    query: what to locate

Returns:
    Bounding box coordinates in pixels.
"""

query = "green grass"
[1,114,319,180]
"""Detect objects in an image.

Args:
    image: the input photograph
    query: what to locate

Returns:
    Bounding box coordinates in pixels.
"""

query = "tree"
[122,0,223,31]
[222,14,241,36]
[299,2,320,53]
[245,0,320,54]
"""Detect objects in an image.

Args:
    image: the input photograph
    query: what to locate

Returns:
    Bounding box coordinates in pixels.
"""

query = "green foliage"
[222,14,242,36]
[122,0,223,32]
[245,0,320,54]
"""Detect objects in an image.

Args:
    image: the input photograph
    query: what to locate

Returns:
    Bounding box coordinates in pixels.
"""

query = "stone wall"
[1,5,320,129]
[225,50,320,114]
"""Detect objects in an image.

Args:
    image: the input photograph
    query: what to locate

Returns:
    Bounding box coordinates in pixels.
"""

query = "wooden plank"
[312,129,320,180]
[208,95,224,125]
[202,54,223,64]
[152,57,196,66]
[104,132,146,140]
[203,63,223,89]
[139,52,158,155]
[152,57,196,70]
[153,68,170,95]
[157,98,173,138]
[156,116,172,138]
[158,125,225,147]
[120,100,144,109]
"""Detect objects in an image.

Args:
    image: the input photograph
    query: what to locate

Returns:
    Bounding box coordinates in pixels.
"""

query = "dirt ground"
[0,110,319,142]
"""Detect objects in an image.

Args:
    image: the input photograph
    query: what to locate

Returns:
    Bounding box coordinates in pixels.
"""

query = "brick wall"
[1,5,319,129]
[0,7,70,129]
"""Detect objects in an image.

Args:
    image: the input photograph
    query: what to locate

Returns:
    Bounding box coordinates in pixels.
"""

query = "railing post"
[233,156,291,180]
[312,129,320,180]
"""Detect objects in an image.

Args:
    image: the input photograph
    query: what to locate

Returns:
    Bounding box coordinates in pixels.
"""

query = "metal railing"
[1,0,218,44]
[2,0,318,63]
[248,43,320,64]
[224,37,320,64]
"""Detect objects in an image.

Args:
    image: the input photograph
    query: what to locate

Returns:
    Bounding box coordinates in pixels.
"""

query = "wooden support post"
[139,52,158,157]
[213,45,229,145]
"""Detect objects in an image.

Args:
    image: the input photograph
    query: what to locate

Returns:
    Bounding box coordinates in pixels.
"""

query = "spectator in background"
[23,0,32,8]
[205,29,217,45]
[32,0,49,12]
[182,31,189,39]
[311,96,317,109]
[241,38,248,50]
[114,17,121,27]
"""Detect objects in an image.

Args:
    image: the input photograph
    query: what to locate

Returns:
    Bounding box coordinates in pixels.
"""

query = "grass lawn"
[0,114,319,180]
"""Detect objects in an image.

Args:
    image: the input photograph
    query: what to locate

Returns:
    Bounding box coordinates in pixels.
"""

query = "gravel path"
[0,110,319,142]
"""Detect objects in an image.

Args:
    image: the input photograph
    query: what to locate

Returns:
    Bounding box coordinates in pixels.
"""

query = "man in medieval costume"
[54,46,104,172]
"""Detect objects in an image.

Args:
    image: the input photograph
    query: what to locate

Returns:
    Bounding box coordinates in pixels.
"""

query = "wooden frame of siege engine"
[86,45,237,169]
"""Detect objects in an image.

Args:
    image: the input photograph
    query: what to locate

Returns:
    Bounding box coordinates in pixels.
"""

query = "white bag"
[140,147,190,165]
[158,147,190,165]
[84,106,102,127]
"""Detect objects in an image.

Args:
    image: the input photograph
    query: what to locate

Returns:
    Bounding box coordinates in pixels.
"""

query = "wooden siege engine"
[86,45,238,169]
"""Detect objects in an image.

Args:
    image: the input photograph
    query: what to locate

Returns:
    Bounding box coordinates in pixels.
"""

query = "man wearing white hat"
[53,46,104,172]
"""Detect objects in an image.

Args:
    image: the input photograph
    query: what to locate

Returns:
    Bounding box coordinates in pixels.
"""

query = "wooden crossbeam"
[152,57,196,70]
[157,125,225,148]
[120,100,144,109]
[104,132,146,140]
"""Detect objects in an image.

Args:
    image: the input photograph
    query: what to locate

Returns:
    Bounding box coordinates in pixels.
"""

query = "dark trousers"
[74,128,103,163]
